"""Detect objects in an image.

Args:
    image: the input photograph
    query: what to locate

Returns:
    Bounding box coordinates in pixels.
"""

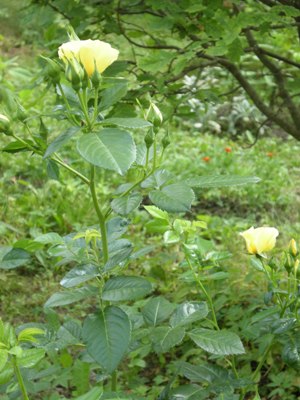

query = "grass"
[1,129,299,323]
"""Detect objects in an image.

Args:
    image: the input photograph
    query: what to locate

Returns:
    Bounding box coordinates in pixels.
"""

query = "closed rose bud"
[144,129,154,149]
[90,61,102,89]
[0,113,12,135]
[39,118,48,140]
[268,258,277,270]
[240,226,279,255]
[162,133,170,149]
[65,58,85,91]
[145,102,163,129]
[58,39,119,78]
[15,102,27,123]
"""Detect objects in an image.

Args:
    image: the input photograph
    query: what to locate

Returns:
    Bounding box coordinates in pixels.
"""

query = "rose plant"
[0,33,299,400]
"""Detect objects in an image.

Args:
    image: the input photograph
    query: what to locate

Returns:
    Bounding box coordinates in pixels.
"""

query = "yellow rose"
[58,39,119,77]
[240,226,279,255]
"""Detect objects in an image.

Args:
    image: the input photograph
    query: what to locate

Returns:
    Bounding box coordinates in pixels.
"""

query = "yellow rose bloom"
[58,39,119,77]
[240,226,279,255]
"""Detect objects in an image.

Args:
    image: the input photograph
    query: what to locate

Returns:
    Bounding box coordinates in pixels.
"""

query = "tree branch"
[257,0,300,8]
[277,0,300,9]
[116,7,164,17]
[47,1,70,20]
[164,61,218,84]
[116,0,182,51]
[247,21,300,31]
[296,16,300,42]
[244,29,300,129]
[246,47,300,69]
[197,53,299,139]
[257,0,277,6]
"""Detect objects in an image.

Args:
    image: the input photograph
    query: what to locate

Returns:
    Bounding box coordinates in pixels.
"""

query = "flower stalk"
[13,358,29,400]
[90,166,109,264]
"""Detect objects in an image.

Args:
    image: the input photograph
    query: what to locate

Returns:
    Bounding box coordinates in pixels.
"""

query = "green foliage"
[60,264,99,288]
[111,193,142,216]
[102,276,152,301]
[23,0,300,140]
[82,307,131,373]
[102,118,152,129]
[77,129,136,175]
[186,175,261,188]
[45,286,98,308]
[170,302,209,327]
[142,297,175,327]
[0,5,300,399]
[73,387,103,400]
[0,248,30,269]
[189,328,245,355]
[44,127,80,159]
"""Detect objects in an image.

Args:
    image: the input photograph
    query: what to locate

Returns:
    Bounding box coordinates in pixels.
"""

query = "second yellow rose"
[240,226,279,255]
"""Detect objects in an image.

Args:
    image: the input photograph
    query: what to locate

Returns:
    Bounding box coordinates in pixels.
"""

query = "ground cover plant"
[1,2,300,400]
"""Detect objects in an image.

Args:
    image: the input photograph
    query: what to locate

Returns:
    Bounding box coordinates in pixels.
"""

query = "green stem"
[239,341,274,400]
[104,155,161,219]
[293,269,298,295]
[78,89,92,130]
[260,257,284,309]
[231,356,239,379]
[239,340,274,399]
[13,358,29,400]
[120,137,161,200]
[279,299,290,318]
[287,273,291,296]
[152,132,157,170]
[293,267,299,320]
[111,370,117,391]
[90,166,109,263]
[159,148,165,164]
[145,146,150,169]
[186,254,219,330]
[186,251,243,393]
[239,389,246,400]
[93,88,99,124]
[24,123,32,137]
[121,173,146,198]
[251,340,273,382]
[57,82,79,126]
[12,134,39,154]
[52,155,90,185]
[14,134,90,186]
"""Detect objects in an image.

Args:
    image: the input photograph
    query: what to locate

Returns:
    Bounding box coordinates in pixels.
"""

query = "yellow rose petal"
[240,226,279,255]
[58,39,119,77]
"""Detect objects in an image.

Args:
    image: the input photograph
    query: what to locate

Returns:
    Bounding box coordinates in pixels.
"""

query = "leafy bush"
[0,29,299,400]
